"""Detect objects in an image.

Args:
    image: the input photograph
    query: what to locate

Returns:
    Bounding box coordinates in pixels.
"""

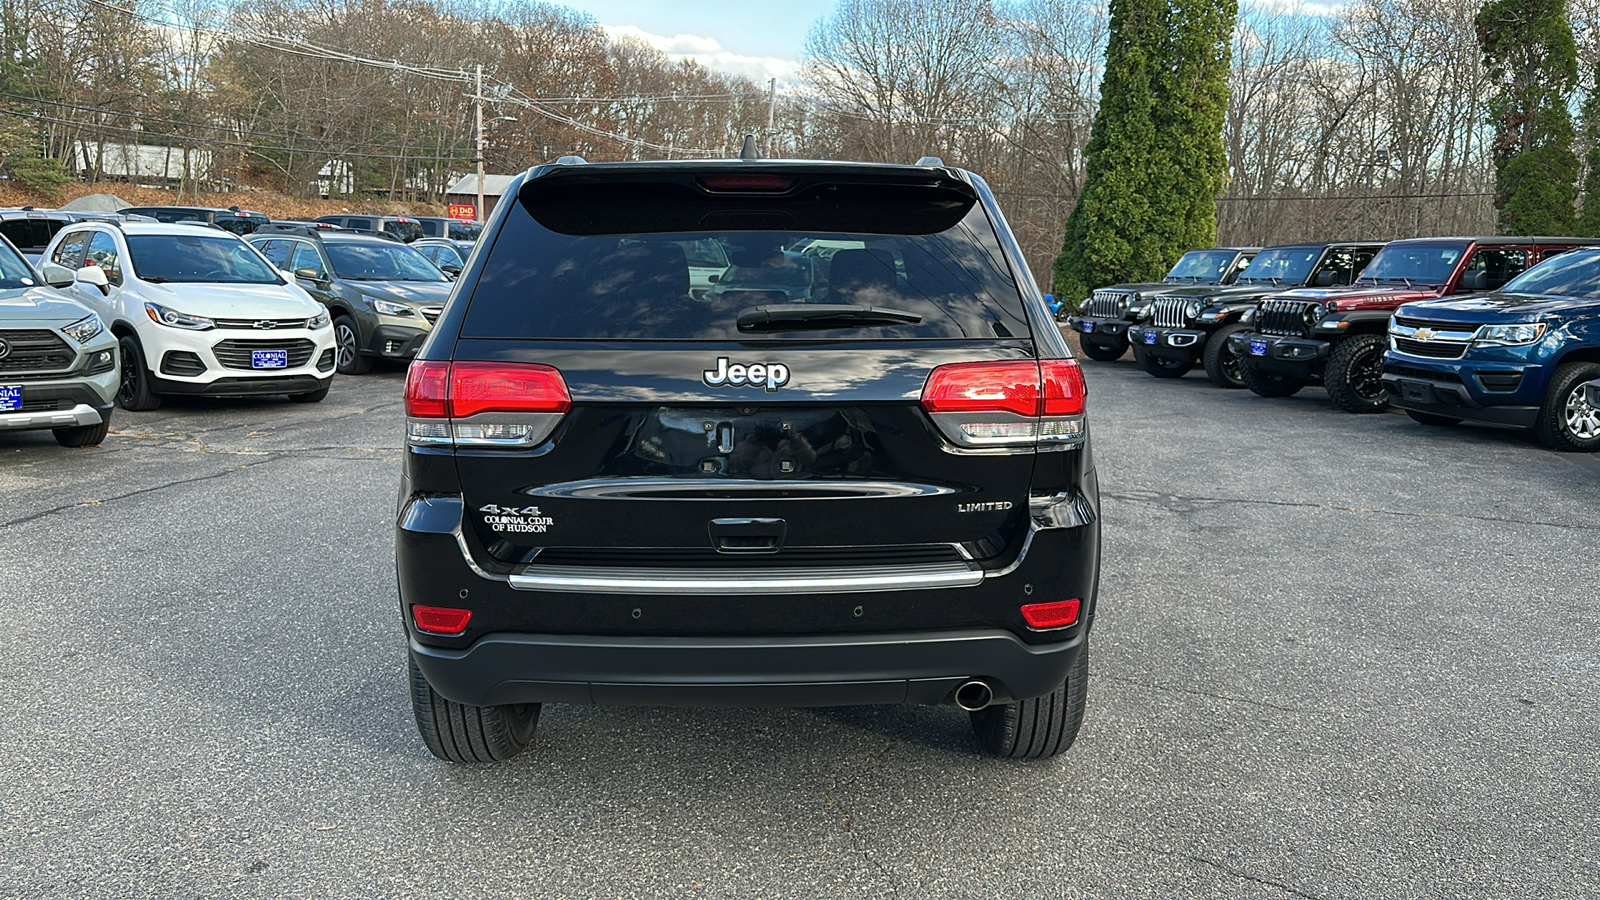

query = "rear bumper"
[1228,332,1328,377]
[410,627,1084,708]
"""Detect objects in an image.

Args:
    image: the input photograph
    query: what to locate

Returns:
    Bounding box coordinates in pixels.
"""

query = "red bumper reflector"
[412,605,473,635]
[1020,599,1080,629]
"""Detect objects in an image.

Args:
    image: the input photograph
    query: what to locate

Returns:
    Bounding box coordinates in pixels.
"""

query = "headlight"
[371,299,415,317]
[1473,323,1546,346]
[62,313,105,343]
[307,310,330,329]
[1118,295,1133,310]
[1304,304,1326,325]
[144,302,214,331]
[1184,301,1203,320]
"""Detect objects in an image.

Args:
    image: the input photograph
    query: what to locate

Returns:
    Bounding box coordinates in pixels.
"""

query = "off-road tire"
[1203,324,1248,388]
[1133,345,1193,378]
[1240,359,1306,398]
[115,334,161,411]
[1534,361,1600,452]
[1405,409,1461,427]
[409,653,540,763]
[289,383,331,403]
[970,644,1089,760]
[1324,334,1389,413]
[1078,339,1126,362]
[53,416,110,447]
[334,315,372,376]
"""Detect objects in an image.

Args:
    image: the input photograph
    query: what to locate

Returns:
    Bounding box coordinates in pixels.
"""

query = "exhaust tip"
[953,680,994,712]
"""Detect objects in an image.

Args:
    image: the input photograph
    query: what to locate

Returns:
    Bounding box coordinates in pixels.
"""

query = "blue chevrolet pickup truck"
[1381,247,1600,451]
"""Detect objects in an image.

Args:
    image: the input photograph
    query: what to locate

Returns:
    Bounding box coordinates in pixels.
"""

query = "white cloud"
[601,24,803,83]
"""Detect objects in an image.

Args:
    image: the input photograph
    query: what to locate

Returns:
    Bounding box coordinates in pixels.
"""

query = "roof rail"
[555,155,588,166]
[914,156,945,167]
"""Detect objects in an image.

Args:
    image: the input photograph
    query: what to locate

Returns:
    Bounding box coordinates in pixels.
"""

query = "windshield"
[448,222,482,241]
[125,234,283,284]
[462,200,1028,341]
[1499,249,1600,297]
[1237,247,1320,284]
[1359,242,1466,285]
[0,237,38,289]
[1166,250,1236,281]
[325,241,448,281]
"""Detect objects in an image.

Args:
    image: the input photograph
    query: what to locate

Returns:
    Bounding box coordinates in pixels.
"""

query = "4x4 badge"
[703,357,790,392]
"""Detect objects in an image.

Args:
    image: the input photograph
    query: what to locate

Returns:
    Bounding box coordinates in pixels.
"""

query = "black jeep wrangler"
[397,153,1102,763]
[1065,247,1256,362]
[1128,243,1383,387]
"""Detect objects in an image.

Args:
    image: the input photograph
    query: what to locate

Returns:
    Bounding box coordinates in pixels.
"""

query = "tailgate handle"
[709,517,786,554]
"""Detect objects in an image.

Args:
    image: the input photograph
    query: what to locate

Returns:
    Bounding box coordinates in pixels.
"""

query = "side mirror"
[441,263,462,278]
[1314,269,1341,287]
[75,265,109,293]
[707,274,721,284]
[294,266,325,283]
[41,262,75,288]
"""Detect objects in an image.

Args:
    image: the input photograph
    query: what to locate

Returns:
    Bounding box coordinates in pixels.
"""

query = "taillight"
[1021,599,1080,629]
[412,604,472,635]
[920,359,1087,450]
[406,361,571,448]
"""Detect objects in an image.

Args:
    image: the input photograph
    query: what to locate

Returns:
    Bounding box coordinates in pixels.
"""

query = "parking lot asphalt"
[2,349,1596,899]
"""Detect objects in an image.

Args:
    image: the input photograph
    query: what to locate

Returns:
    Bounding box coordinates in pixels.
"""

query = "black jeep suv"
[397,156,1102,762]
[1066,246,1256,361]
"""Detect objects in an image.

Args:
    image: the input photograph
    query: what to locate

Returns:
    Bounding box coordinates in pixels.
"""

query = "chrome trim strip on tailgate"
[508,563,982,595]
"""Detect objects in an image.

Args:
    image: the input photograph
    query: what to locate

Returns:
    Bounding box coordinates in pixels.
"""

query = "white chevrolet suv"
[39,222,335,409]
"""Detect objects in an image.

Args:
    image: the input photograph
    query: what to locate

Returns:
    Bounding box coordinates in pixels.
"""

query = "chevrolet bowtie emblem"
[1414,328,1436,341]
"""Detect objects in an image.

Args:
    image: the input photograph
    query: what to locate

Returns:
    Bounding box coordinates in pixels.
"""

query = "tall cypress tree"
[1577,69,1600,236]
[1477,0,1579,235]
[1052,0,1237,304]
[1051,0,1167,304]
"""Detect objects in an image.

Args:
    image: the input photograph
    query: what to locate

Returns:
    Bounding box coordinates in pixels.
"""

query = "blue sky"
[561,0,841,81]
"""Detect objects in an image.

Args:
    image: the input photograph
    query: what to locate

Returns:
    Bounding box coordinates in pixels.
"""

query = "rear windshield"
[125,234,283,284]
[1500,248,1600,297]
[325,241,448,282]
[448,221,482,241]
[1360,242,1467,285]
[213,214,267,236]
[383,220,425,243]
[1166,249,1237,282]
[0,218,66,253]
[461,187,1028,341]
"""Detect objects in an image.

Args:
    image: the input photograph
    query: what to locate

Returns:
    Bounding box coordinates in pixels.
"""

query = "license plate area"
[1142,330,1158,345]
[1249,339,1268,356]
[251,349,289,369]
[0,385,20,411]
[1081,321,1094,333]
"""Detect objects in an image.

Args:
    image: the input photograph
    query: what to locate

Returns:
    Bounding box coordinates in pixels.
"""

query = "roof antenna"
[739,134,760,161]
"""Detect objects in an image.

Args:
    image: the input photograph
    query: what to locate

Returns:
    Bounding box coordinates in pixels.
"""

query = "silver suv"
[0,234,119,446]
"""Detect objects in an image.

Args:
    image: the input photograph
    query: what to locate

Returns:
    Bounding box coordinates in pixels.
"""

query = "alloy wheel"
[1564,385,1600,440]
[336,323,358,371]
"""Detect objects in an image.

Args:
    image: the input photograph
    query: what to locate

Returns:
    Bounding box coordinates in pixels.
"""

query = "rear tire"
[334,315,372,375]
[116,335,161,411]
[1534,361,1600,452]
[1324,334,1389,413]
[1405,409,1461,427]
[1133,345,1193,378]
[1240,359,1306,398]
[409,653,540,763]
[1203,324,1248,388]
[1078,340,1125,362]
[53,415,110,447]
[970,644,1088,760]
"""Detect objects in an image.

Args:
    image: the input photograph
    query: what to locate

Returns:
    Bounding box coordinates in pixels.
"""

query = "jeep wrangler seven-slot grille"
[1256,299,1320,337]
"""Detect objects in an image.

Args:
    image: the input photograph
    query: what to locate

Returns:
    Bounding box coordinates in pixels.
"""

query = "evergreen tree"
[1477,0,1579,235]
[1052,0,1236,305]
[1576,69,1600,236]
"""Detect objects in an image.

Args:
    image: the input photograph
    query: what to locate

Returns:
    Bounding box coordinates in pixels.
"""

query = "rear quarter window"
[460,182,1029,342]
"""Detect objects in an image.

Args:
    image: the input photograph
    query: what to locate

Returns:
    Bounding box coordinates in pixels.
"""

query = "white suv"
[39,223,335,410]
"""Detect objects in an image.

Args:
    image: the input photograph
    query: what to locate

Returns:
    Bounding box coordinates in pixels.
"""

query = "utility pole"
[474,64,485,224]
[765,78,777,156]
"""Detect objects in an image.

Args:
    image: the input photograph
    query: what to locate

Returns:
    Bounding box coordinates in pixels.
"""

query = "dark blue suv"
[1381,248,1600,451]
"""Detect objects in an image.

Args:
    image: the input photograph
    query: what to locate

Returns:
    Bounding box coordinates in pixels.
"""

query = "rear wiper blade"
[736,303,923,331]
